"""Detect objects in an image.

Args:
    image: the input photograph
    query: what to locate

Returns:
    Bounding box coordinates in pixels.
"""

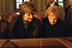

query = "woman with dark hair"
[12,2,41,38]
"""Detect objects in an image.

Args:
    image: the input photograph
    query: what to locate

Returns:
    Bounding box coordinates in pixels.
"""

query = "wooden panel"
[0,39,6,47]
[0,38,72,48]
[58,37,72,48]
[1,38,65,47]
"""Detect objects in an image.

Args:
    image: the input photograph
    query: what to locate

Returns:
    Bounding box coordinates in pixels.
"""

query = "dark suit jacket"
[40,17,69,38]
[12,15,41,38]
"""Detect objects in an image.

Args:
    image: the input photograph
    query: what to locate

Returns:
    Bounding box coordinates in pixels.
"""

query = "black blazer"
[12,15,41,38]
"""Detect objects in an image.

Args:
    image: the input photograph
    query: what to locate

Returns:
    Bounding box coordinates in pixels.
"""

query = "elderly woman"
[45,0,65,21]
[12,2,41,38]
[40,6,68,38]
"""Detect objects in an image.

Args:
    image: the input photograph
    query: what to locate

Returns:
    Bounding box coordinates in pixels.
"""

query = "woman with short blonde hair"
[40,6,68,37]
[45,5,60,18]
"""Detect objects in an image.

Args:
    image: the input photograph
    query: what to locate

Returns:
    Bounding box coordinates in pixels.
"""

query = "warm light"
[24,0,30,2]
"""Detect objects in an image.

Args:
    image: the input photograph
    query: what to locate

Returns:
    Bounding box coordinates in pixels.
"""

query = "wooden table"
[58,37,72,48]
[0,37,72,48]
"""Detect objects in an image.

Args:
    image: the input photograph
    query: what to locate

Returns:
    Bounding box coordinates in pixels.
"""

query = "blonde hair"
[20,2,35,14]
[45,6,61,18]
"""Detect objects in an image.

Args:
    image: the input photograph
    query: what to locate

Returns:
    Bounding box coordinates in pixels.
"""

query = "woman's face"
[48,13,58,25]
[23,13,33,22]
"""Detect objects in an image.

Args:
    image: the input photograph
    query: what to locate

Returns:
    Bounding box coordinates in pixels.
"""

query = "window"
[55,0,64,7]
[16,0,30,9]
[16,0,22,9]
[58,0,64,6]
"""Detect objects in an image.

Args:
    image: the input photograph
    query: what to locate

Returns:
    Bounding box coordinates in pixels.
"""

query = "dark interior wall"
[31,0,47,14]
[31,0,70,14]
[0,0,69,17]
[0,0,4,14]
[64,0,69,8]
[0,0,15,15]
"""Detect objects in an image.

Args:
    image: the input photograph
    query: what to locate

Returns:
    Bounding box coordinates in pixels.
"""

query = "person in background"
[65,0,72,34]
[0,17,9,38]
[45,0,65,21]
[12,2,41,38]
[40,6,68,38]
